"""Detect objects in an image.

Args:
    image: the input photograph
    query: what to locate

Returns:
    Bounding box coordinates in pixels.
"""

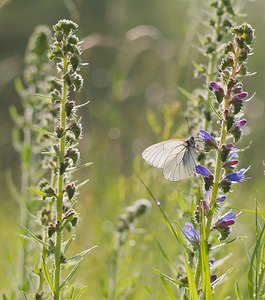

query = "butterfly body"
[142,137,196,181]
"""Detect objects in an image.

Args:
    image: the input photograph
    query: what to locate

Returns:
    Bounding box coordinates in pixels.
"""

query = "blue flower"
[210,274,217,283]
[235,119,247,128]
[217,195,227,202]
[195,165,211,177]
[198,129,217,149]
[199,129,214,141]
[225,168,247,182]
[227,147,239,160]
[215,210,236,228]
[183,222,199,245]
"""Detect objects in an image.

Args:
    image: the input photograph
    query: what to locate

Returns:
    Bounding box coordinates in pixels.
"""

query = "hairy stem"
[54,50,68,300]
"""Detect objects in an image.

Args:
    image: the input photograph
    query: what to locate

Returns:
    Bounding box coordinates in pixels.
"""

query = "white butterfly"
[142,137,197,181]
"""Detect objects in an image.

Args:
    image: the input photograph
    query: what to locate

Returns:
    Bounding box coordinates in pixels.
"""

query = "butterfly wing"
[163,145,196,181]
[142,139,185,169]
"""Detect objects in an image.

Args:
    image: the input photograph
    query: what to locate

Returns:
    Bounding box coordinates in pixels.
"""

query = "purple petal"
[237,92,248,99]
[209,81,222,91]
[236,119,247,128]
[210,274,217,283]
[217,195,227,202]
[225,168,246,182]
[183,222,199,244]
[195,165,211,177]
[199,129,214,141]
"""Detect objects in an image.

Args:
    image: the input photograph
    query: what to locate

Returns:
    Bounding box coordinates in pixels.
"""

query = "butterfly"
[142,136,197,181]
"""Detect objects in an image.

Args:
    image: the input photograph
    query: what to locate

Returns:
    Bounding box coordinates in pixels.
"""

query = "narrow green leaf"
[156,242,177,271]
[209,101,223,120]
[14,78,24,94]
[65,245,97,263]
[35,93,53,100]
[2,294,8,300]
[63,235,76,254]
[67,162,93,173]
[66,287,75,300]
[248,222,265,298]
[184,256,199,300]
[59,261,82,291]
[160,276,176,300]
[9,105,23,127]
[138,176,187,250]
[33,125,56,137]
[74,286,87,300]
[76,179,90,190]
[212,268,232,288]
[235,281,243,300]
[42,256,54,292]
[22,226,50,248]
[178,86,201,103]
[28,187,48,197]
[20,292,29,300]
[192,61,206,73]
[154,268,183,286]
[144,285,158,300]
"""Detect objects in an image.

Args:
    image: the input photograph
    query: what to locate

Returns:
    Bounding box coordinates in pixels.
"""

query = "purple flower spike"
[195,165,211,177]
[209,81,222,91]
[215,210,236,228]
[217,195,227,202]
[236,119,247,128]
[183,222,199,244]
[225,168,247,182]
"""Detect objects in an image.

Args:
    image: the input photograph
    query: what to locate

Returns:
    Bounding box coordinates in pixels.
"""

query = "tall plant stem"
[54,52,68,300]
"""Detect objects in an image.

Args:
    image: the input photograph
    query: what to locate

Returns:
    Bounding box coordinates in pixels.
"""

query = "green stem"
[54,52,68,300]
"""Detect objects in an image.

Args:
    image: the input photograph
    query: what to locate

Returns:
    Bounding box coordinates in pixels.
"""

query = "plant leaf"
[22,226,50,248]
[28,187,48,197]
[59,261,82,291]
[65,245,97,263]
[42,256,54,293]
[74,286,87,300]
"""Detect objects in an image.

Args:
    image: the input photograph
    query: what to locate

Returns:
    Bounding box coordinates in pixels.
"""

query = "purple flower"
[199,129,214,142]
[225,168,247,182]
[210,274,217,283]
[232,91,248,101]
[209,81,222,91]
[227,147,239,160]
[195,165,211,177]
[198,130,217,150]
[237,92,248,99]
[215,210,236,228]
[223,159,239,168]
[217,195,226,202]
[235,119,247,128]
[183,222,199,244]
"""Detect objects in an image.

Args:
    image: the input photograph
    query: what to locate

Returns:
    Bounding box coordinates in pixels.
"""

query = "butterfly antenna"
[185,117,192,136]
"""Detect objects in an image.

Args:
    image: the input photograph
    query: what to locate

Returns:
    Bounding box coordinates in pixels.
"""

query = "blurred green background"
[0,0,264,298]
